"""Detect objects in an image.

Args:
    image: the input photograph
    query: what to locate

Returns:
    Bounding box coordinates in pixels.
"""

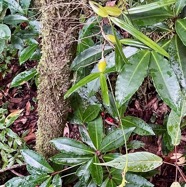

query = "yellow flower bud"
[98,58,107,73]
[106,34,116,44]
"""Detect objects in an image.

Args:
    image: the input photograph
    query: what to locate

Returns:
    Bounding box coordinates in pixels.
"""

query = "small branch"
[11,170,24,177]
[0,164,26,174]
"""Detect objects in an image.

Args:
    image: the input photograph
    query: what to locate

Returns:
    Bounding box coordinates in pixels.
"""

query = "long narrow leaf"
[112,28,128,72]
[110,17,169,57]
[64,73,100,99]
[125,0,175,14]
[129,8,173,27]
[120,39,149,49]
[100,73,110,106]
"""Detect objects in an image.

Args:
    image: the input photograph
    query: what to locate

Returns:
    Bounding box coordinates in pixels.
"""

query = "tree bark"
[36,0,80,157]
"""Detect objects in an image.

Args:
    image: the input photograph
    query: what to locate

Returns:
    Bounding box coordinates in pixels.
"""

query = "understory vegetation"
[1,0,186,187]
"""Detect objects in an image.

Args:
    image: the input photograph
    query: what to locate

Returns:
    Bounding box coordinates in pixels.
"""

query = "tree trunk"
[36,0,80,158]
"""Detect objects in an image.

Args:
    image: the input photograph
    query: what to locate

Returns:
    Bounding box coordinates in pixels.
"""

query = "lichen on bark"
[36,0,80,157]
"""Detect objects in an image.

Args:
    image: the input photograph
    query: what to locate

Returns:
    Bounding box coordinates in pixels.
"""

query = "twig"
[0,164,26,174]
[10,170,24,177]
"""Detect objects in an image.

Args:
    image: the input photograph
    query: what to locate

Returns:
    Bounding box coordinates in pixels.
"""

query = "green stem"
[107,75,128,187]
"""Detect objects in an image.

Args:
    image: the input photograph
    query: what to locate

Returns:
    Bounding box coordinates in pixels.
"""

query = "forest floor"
[1,59,186,187]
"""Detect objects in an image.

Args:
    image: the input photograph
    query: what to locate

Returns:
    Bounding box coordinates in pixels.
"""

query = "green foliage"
[10,68,37,88]
[61,0,186,186]
[0,109,24,169]
[5,0,186,186]
[0,0,40,81]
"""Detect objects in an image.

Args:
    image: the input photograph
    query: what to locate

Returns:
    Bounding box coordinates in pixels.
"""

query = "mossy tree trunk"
[36,0,80,158]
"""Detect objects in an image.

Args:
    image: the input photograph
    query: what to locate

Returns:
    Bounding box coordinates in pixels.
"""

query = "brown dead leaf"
[24,132,36,143]
[170,153,183,160]
[10,98,22,103]
[177,157,186,165]
[25,101,31,115]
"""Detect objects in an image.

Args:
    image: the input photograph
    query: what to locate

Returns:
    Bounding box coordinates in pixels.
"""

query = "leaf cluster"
[0,109,24,169]
[0,0,39,85]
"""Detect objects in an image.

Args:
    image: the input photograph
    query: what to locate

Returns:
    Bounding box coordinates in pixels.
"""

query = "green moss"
[36,0,80,158]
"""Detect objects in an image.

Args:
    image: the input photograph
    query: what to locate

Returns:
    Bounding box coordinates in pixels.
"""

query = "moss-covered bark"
[36,0,80,157]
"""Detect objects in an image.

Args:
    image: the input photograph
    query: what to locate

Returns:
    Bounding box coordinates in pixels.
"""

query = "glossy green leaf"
[76,160,92,184]
[50,153,91,165]
[167,98,186,146]
[11,36,24,50]
[168,35,186,88]
[21,149,54,173]
[11,68,37,88]
[125,0,175,14]
[64,73,100,99]
[79,126,96,150]
[82,105,101,122]
[5,0,24,14]
[5,175,49,187]
[88,117,103,150]
[129,8,173,26]
[71,45,113,70]
[175,0,186,16]
[120,39,148,49]
[176,19,186,46]
[115,50,150,106]
[0,24,11,40]
[100,73,110,106]
[125,173,154,187]
[100,127,135,153]
[51,137,94,155]
[40,177,52,187]
[97,152,163,172]
[122,116,155,136]
[52,174,62,187]
[90,155,103,185]
[110,17,169,57]
[150,52,181,112]
[170,182,181,187]
[167,110,181,146]
[4,15,28,24]
[19,44,38,64]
